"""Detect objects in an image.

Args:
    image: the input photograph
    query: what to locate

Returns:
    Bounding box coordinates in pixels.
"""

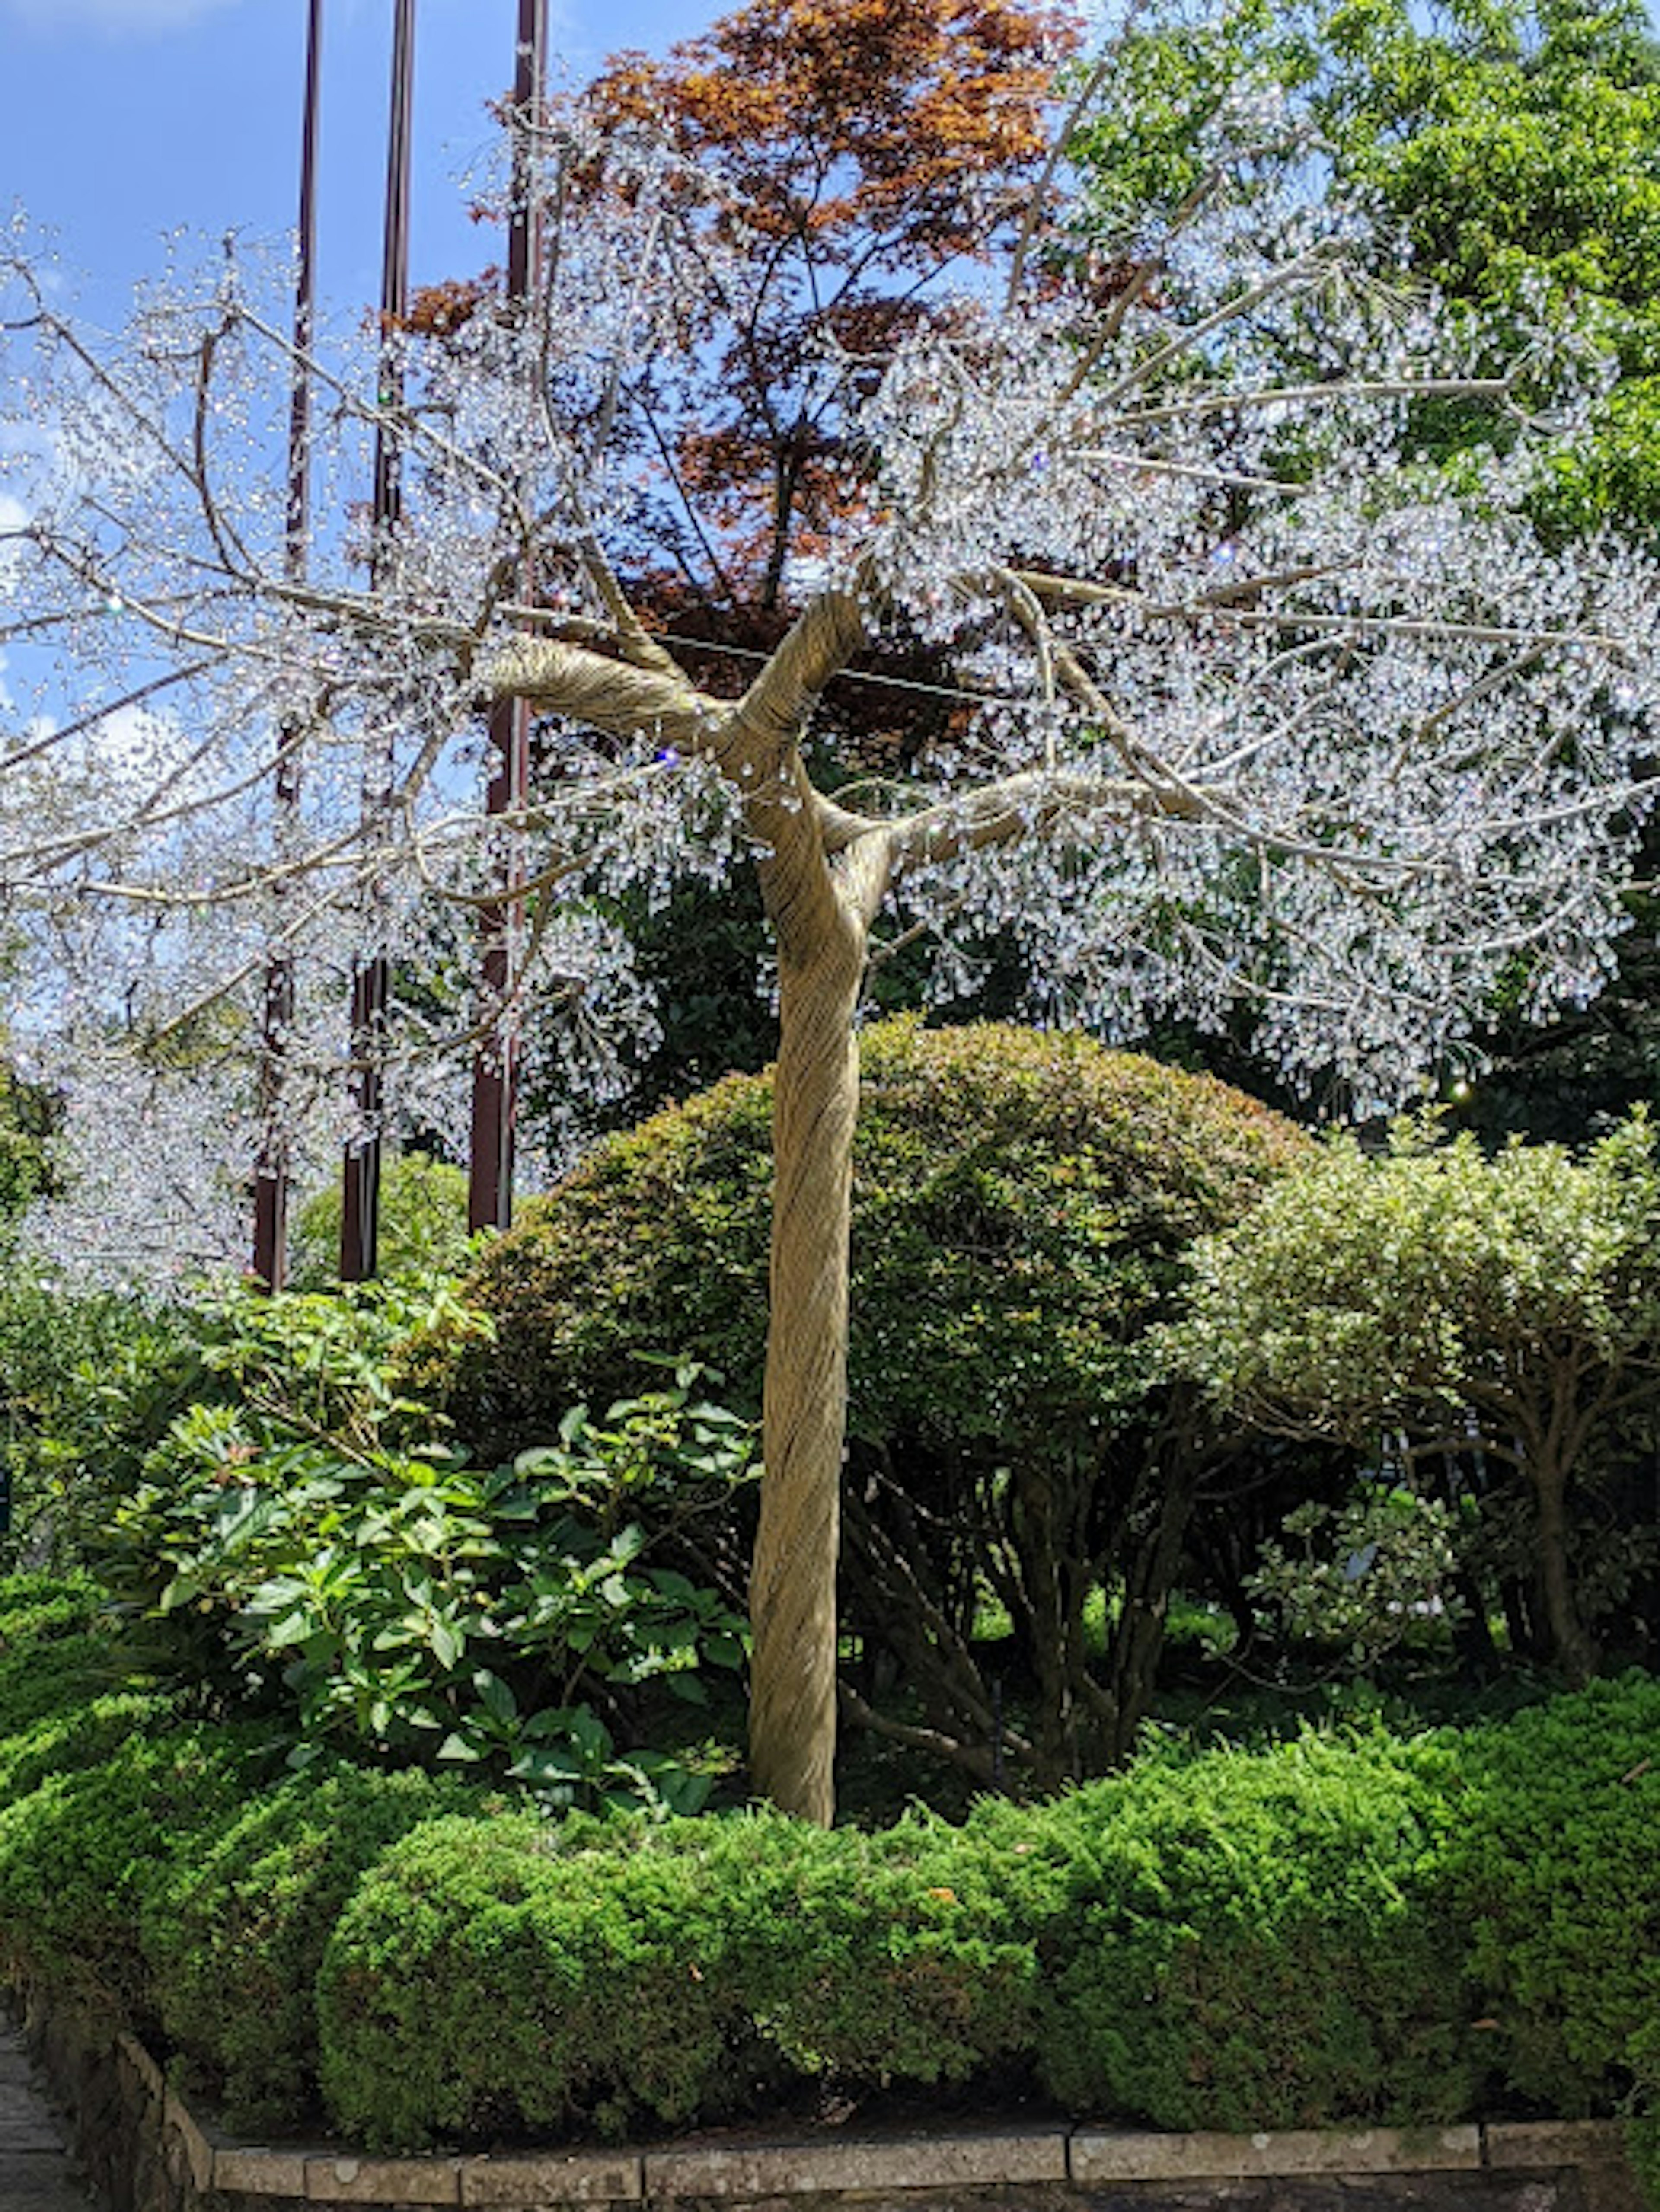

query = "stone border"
[11,1969,1643,2212]
[188,2118,1636,2208]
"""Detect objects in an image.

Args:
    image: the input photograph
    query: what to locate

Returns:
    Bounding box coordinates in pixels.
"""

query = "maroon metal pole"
[467,0,546,1236]
[340,0,416,1283]
[253,0,324,1291]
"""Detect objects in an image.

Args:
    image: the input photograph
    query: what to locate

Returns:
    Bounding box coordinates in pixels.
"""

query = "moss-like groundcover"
[0,1573,1653,2183]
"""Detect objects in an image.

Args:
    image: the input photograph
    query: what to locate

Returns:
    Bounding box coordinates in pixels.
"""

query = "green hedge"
[1445,1674,1660,2117]
[1028,1733,1480,2129]
[0,1720,273,2012]
[319,1806,1066,2148]
[317,1812,769,2146]
[142,1765,493,2130]
[313,1685,1659,2153]
[0,1577,1651,2174]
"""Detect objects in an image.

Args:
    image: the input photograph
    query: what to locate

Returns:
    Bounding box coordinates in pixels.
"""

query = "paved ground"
[0,2022,104,2210]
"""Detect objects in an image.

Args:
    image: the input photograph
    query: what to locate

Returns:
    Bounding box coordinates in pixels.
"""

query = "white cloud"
[1,0,239,34]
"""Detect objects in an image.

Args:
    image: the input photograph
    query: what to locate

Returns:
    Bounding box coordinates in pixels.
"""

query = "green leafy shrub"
[142,1765,492,2130]
[0,1276,201,1564]
[317,1812,763,2148]
[0,1059,51,1235]
[1243,1483,1470,1668]
[1168,1114,1660,1683]
[0,1721,274,2010]
[0,1688,179,1809]
[92,1338,753,1816]
[1033,1731,1480,2130]
[440,1018,1307,1458]
[1447,1673,1660,2118]
[434,1019,1311,1783]
[291,1150,476,1288]
[1,1270,470,1573]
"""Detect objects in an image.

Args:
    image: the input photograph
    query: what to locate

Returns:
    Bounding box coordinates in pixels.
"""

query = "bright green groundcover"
[0,1573,1653,2177]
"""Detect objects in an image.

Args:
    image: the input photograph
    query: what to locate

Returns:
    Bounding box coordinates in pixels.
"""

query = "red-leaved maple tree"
[416,0,1078,753]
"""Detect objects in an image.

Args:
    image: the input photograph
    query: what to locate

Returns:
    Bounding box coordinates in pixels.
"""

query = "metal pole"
[467,0,546,1235]
[340,0,416,1283]
[253,0,324,1291]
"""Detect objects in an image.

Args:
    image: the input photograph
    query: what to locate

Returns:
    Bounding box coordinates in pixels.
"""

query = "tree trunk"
[748,910,867,1823]
[1533,1450,1598,1687]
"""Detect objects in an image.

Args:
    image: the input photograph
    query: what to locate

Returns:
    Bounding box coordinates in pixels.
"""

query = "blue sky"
[2,0,718,333]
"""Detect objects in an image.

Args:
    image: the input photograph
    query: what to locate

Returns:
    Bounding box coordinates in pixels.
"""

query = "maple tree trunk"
[748,913,866,1824]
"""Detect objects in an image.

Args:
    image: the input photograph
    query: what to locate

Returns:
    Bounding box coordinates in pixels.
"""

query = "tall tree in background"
[1327,0,1660,1136]
[4,5,1660,1816]
[420,0,1074,728]
[1069,0,1660,1133]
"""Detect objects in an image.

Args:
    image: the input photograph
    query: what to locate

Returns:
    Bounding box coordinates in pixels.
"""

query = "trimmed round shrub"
[316,1805,1061,2151]
[0,1721,275,2010]
[141,1765,493,2130]
[434,1018,1309,1462]
[317,1812,760,2148]
[706,1809,1052,2091]
[428,1022,1313,1784]
[1033,1731,1480,2130]
[1447,1673,1660,2116]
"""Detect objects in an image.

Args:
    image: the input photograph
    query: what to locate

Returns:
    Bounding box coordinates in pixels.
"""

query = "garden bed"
[0,1574,1653,2206]
[11,1962,1644,2212]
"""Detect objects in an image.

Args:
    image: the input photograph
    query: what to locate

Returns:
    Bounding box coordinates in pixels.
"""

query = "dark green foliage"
[437,1020,1310,1785]
[1445,1673,1660,2116]
[1032,1733,1481,2130]
[442,1018,1309,1462]
[0,1060,52,1234]
[519,876,780,1157]
[86,1286,750,1816]
[142,1765,490,2130]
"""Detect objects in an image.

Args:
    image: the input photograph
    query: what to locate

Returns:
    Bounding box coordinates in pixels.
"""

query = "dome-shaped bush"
[444,1018,1306,1460]
[438,1019,1312,1784]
